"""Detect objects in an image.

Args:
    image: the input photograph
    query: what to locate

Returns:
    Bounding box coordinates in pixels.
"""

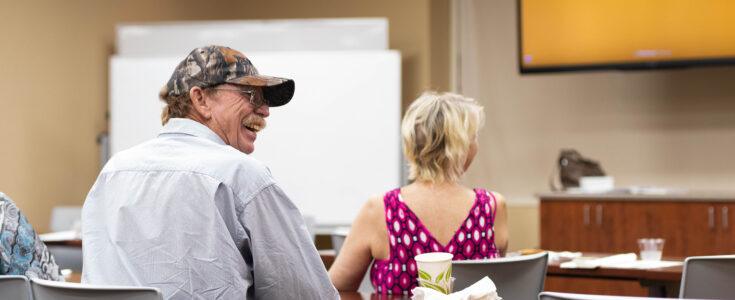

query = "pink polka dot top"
[369,188,500,295]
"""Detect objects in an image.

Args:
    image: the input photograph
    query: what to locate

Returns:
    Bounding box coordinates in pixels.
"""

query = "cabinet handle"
[583,204,590,226]
[708,206,715,230]
[723,206,729,229]
[596,204,603,226]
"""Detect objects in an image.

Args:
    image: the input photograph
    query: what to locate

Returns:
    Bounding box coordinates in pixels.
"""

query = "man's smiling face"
[205,84,269,154]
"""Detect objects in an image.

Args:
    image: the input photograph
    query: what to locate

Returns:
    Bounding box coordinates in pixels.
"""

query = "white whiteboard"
[110,51,402,225]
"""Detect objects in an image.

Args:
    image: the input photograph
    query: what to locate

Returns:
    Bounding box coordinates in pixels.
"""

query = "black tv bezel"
[516,0,735,74]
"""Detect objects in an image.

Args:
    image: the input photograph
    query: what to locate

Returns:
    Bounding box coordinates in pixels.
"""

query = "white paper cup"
[415,252,453,294]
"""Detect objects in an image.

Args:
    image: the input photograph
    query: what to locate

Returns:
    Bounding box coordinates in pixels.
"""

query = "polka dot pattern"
[370,188,499,295]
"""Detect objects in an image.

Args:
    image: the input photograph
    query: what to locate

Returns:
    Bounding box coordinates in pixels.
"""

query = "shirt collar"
[159,118,226,146]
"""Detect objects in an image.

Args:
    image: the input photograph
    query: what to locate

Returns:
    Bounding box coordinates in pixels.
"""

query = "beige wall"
[459,0,735,251]
[0,0,450,232]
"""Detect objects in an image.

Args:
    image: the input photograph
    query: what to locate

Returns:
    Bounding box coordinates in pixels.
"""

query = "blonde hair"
[401,91,485,183]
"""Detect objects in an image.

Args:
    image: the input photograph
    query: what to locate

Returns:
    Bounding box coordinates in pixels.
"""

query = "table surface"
[44,236,684,283]
[546,253,683,282]
[64,250,682,297]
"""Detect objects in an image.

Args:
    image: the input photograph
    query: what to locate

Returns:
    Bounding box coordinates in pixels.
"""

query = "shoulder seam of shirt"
[239,182,278,211]
[222,181,276,215]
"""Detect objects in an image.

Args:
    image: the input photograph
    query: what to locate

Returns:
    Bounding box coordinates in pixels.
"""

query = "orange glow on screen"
[521,0,735,67]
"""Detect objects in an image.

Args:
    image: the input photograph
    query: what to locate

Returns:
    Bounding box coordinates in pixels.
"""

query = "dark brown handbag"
[550,149,606,190]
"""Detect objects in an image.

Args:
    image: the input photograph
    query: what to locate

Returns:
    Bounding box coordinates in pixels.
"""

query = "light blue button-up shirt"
[82,118,337,299]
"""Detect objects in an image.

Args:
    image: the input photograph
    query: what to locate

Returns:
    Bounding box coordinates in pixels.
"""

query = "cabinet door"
[681,203,720,256]
[541,200,620,252]
[631,202,688,257]
[617,202,653,254]
[541,200,589,251]
[589,202,624,253]
[715,203,734,254]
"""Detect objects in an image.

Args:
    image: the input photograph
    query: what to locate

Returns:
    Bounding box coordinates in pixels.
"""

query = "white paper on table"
[605,260,683,269]
[560,253,638,269]
[547,251,583,265]
[38,230,79,242]
[411,276,501,300]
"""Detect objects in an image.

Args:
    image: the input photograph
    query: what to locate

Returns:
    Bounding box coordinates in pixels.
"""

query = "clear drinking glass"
[637,238,665,261]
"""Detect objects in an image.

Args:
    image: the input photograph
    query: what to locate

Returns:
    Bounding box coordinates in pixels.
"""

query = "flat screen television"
[519,0,735,73]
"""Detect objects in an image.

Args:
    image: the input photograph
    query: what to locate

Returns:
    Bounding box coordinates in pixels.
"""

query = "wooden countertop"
[538,190,735,202]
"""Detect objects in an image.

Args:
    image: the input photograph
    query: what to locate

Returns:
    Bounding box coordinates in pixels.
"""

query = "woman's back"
[400,183,479,247]
[367,183,504,295]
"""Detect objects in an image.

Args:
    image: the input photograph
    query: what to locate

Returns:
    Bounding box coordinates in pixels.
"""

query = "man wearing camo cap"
[82,46,338,299]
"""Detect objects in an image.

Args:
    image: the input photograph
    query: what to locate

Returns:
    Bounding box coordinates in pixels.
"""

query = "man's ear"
[189,86,212,120]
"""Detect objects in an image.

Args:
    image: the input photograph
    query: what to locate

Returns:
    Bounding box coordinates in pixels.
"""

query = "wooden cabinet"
[538,193,735,296]
[540,195,735,257]
[540,201,623,253]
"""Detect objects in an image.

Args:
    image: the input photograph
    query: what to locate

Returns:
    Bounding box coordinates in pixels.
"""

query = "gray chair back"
[679,254,735,299]
[330,227,350,256]
[0,275,32,300]
[539,291,703,300]
[452,252,547,300]
[31,278,162,300]
[46,245,83,272]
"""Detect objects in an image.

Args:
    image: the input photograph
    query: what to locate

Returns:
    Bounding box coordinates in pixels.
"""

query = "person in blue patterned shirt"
[0,192,61,280]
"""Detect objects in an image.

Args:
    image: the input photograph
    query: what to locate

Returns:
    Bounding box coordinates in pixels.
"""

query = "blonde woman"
[329,92,508,295]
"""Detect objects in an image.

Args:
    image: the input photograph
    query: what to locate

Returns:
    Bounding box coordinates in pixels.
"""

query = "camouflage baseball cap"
[159,45,295,107]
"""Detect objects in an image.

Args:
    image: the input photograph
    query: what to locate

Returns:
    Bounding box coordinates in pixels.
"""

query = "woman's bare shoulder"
[362,194,386,219]
[348,193,389,255]
[489,191,507,203]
